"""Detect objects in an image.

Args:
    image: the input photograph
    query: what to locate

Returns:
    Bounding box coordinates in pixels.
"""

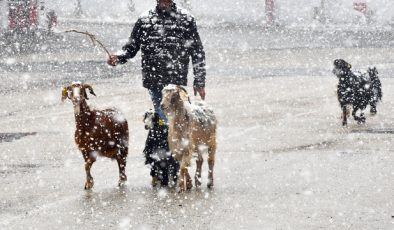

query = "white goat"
[161,85,217,192]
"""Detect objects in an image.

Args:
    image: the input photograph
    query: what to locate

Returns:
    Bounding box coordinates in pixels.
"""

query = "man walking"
[107,0,206,122]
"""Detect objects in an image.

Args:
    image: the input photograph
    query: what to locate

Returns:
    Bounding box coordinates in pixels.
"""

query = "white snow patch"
[5,58,16,65]
[157,188,168,200]
[118,217,131,230]
[113,112,127,123]
[181,138,190,148]
[22,74,31,81]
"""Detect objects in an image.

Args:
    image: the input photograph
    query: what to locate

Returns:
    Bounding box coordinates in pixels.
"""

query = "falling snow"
[1,0,394,229]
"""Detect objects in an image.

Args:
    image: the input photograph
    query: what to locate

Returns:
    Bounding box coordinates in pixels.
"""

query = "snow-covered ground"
[1,16,394,230]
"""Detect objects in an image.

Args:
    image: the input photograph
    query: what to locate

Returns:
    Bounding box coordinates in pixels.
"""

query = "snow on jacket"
[118,3,206,90]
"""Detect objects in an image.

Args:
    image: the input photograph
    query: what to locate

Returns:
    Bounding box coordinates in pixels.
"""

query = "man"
[107,0,206,122]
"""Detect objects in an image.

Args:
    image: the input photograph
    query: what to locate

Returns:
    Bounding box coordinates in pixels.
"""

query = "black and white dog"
[332,59,382,126]
[143,110,179,187]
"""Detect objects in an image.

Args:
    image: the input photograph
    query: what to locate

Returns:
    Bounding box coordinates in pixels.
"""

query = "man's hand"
[107,55,119,66]
[194,87,205,100]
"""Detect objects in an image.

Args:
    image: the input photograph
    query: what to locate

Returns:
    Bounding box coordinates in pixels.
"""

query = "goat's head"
[62,82,96,115]
[160,85,190,116]
[333,59,352,77]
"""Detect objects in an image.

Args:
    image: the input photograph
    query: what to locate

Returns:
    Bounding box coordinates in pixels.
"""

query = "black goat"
[333,59,376,126]
[143,110,179,187]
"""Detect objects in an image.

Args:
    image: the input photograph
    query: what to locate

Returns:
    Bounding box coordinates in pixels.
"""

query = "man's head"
[157,0,173,11]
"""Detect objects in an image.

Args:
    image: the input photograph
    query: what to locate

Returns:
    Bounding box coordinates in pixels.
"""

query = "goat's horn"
[61,86,71,102]
[83,84,96,96]
[178,86,189,95]
[178,86,191,104]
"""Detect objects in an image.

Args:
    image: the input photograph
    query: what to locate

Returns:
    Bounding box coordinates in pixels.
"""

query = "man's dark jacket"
[118,4,206,90]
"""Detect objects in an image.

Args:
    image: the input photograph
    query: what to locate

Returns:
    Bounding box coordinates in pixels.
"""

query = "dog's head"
[367,67,379,80]
[333,59,352,76]
[143,109,159,130]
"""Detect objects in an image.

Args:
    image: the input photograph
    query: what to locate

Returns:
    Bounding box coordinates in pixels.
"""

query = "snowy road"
[1,24,394,229]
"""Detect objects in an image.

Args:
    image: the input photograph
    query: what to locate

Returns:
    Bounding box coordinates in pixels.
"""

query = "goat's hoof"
[342,121,347,126]
[195,177,202,187]
[207,179,214,189]
[186,179,193,190]
[118,179,127,187]
[177,179,189,192]
[84,180,94,190]
[177,185,186,193]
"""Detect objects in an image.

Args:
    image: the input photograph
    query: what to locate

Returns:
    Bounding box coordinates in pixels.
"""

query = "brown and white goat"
[161,85,217,192]
[62,82,129,189]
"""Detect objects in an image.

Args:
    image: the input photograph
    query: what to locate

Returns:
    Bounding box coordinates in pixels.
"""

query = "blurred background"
[1,0,394,32]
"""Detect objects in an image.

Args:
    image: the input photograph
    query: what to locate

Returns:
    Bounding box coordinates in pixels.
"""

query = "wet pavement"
[0,23,394,229]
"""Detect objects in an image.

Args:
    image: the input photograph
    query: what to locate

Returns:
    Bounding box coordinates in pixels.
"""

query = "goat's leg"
[83,153,96,190]
[178,159,193,192]
[178,167,187,192]
[116,147,128,187]
[195,154,203,188]
[185,168,193,190]
[207,145,216,189]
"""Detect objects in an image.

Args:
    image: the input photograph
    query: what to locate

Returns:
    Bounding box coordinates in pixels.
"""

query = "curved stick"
[64,29,111,58]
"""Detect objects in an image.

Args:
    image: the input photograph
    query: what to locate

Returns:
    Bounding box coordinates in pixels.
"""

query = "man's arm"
[108,19,142,66]
[189,18,206,98]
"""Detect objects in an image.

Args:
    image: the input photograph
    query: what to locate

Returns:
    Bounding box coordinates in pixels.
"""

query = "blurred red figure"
[8,0,38,30]
[46,10,57,32]
[265,0,275,25]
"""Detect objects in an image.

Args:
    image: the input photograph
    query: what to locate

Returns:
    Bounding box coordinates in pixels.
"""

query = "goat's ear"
[83,89,89,100]
[61,87,69,102]
[83,84,96,97]
[178,87,191,104]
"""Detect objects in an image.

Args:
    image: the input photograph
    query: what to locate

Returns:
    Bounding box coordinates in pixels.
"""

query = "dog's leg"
[370,101,377,115]
[359,112,366,124]
[352,106,365,124]
[352,107,358,122]
[342,106,347,126]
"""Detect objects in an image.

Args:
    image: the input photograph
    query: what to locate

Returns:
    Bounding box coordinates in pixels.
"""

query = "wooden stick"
[64,30,111,58]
